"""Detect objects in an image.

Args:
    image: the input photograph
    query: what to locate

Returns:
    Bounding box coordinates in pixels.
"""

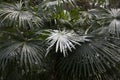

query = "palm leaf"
[46,29,90,56]
[0,2,43,29]
[56,37,120,79]
[90,8,120,37]
[0,29,45,70]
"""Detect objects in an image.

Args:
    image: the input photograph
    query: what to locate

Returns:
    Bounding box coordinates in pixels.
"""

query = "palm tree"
[0,0,120,80]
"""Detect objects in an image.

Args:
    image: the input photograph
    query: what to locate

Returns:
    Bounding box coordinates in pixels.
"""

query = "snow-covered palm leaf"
[103,9,120,36]
[0,2,43,29]
[90,8,120,36]
[56,37,120,79]
[46,30,90,56]
[0,40,45,70]
[108,19,120,36]
[0,29,45,70]
[104,9,120,18]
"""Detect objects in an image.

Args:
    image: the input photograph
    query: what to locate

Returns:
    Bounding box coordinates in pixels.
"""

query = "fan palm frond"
[0,29,45,70]
[0,40,45,70]
[56,37,120,79]
[105,9,120,18]
[108,19,120,36]
[46,30,90,56]
[102,9,120,36]
[0,2,43,29]
[90,8,120,36]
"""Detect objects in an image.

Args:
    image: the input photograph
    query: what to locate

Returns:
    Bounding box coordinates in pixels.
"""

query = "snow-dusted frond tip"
[109,19,120,35]
[108,9,120,17]
[97,8,120,36]
[107,9,120,35]
[46,30,90,56]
